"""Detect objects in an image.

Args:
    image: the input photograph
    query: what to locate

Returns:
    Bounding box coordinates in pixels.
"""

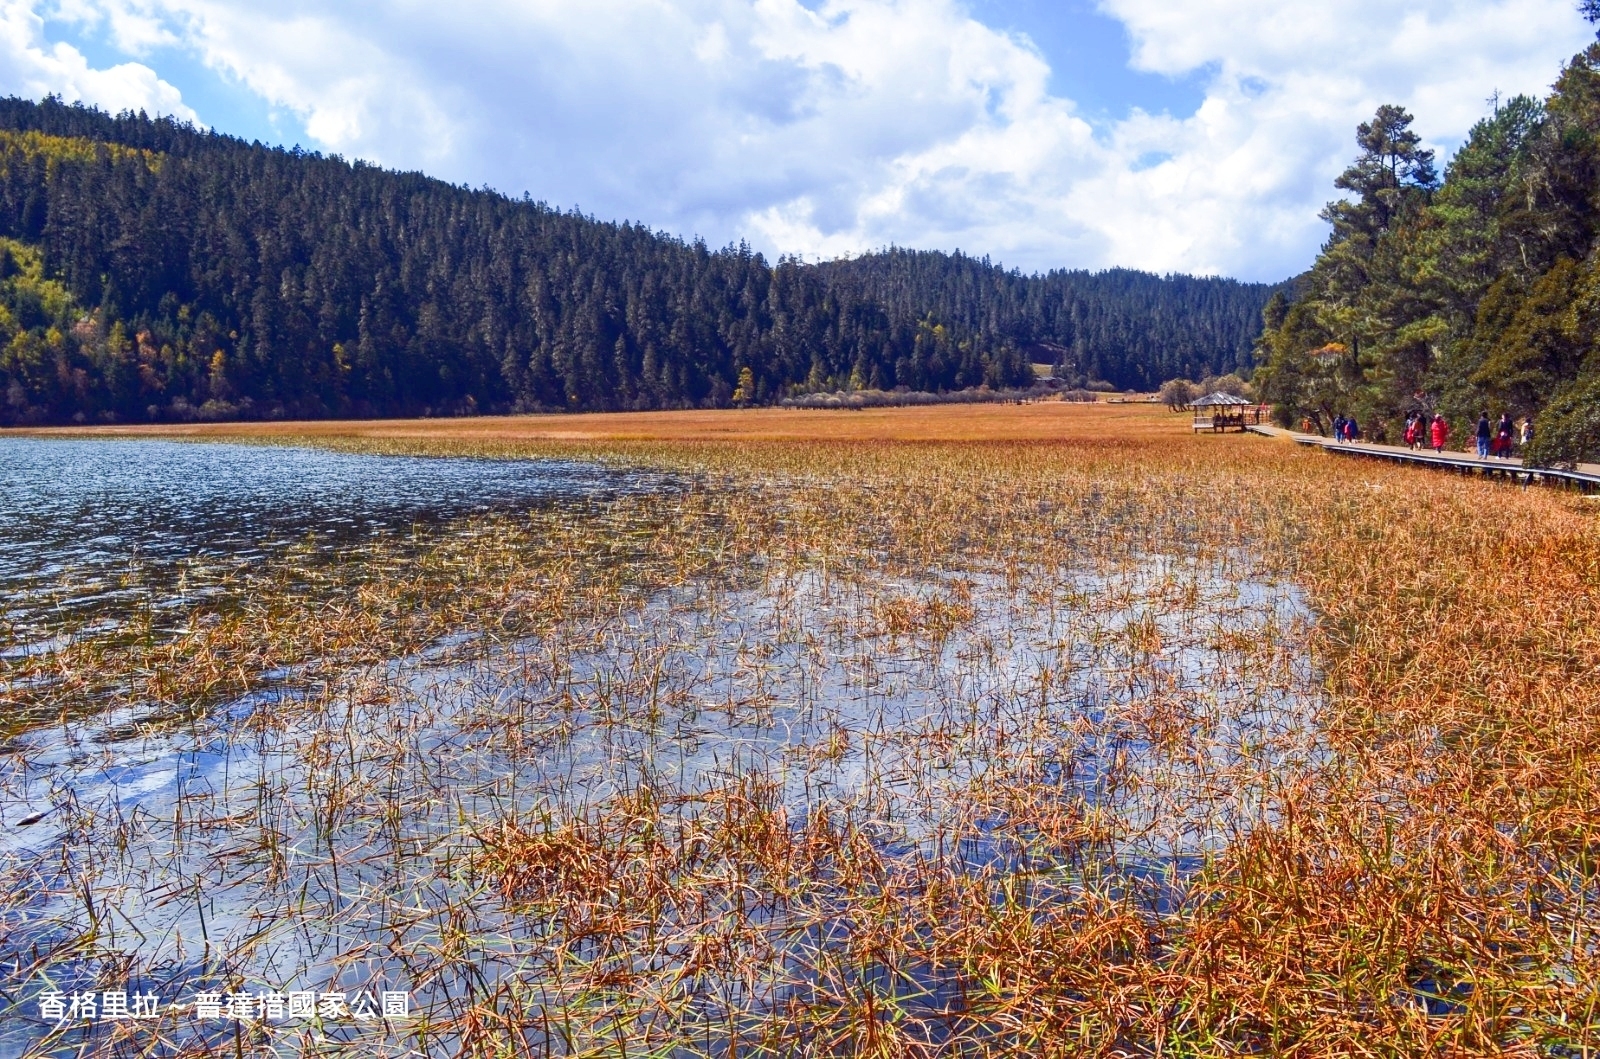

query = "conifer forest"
[1257,39,1600,465]
[0,97,1273,426]
[9,11,1600,1059]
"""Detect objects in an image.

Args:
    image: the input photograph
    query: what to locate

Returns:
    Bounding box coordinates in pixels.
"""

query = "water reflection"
[0,438,667,649]
[0,555,1322,1055]
[0,440,1325,1056]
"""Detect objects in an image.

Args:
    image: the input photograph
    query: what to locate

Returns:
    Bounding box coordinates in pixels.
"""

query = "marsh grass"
[1,409,1598,1056]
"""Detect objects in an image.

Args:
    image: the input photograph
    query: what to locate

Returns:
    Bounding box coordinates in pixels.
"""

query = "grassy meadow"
[3,402,1598,1057]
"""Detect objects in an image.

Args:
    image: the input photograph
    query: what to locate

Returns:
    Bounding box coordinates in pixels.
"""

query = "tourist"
[1476,412,1491,458]
[1431,413,1449,454]
[1403,413,1417,449]
[1520,417,1534,451]
[1495,412,1514,458]
[1347,416,1361,443]
[1332,414,1346,443]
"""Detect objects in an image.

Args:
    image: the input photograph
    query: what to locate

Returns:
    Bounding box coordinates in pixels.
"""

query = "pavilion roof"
[1191,391,1253,408]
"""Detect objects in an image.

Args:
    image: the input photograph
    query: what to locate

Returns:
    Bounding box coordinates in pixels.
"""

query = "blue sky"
[2,0,1593,280]
[968,0,1208,121]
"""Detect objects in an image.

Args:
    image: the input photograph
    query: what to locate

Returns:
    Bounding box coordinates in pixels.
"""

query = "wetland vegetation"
[2,403,1596,1056]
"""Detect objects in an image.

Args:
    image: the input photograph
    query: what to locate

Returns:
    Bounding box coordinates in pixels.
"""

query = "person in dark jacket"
[1476,412,1491,458]
[1495,413,1514,457]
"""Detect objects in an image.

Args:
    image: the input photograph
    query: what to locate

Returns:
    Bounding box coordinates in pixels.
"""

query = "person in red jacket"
[1430,413,1449,454]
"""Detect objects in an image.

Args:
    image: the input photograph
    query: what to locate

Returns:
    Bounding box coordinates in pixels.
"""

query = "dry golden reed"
[2,402,1596,1057]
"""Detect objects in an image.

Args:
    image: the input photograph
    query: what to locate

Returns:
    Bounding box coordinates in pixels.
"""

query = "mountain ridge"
[0,95,1280,426]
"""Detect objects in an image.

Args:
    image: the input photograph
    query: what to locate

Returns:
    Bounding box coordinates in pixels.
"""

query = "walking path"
[1248,424,1600,492]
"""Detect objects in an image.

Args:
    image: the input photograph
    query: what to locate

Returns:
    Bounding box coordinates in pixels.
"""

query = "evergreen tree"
[1257,42,1600,461]
[0,96,1278,425]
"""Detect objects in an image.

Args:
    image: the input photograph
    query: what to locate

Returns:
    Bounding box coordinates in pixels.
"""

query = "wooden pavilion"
[1191,391,1260,432]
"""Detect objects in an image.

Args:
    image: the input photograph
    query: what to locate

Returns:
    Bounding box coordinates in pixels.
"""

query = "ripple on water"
[0,437,675,648]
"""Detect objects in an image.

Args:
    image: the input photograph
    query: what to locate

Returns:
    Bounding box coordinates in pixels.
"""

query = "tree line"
[0,96,1276,425]
[1256,28,1600,466]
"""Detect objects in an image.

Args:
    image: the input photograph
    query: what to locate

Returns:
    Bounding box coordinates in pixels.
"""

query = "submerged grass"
[2,404,1597,1056]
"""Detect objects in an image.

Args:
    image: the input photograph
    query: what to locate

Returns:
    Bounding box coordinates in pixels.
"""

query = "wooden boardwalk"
[1248,425,1600,493]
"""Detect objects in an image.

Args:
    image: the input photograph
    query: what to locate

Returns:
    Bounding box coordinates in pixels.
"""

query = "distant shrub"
[779,386,1051,410]
[1203,372,1252,399]
[1159,379,1199,410]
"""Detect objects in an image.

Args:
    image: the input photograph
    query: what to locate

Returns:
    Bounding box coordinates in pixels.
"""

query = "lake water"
[0,437,669,655]
[0,438,1324,1056]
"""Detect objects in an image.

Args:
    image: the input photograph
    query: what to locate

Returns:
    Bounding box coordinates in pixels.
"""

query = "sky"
[1,0,1594,281]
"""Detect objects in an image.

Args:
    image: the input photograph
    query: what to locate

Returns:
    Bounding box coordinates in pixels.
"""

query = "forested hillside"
[0,96,1275,425]
[1256,35,1600,465]
[815,251,1273,390]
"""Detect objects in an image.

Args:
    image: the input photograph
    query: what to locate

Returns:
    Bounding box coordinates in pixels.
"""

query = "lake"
[0,437,1323,1057]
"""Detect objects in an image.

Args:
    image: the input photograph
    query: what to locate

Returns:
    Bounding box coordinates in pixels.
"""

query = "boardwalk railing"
[1249,427,1600,494]
[1193,406,1266,432]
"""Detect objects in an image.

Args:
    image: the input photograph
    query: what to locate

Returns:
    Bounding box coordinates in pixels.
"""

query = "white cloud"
[5,0,1594,279]
[1091,0,1592,274]
[49,0,176,54]
[1,0,193,120]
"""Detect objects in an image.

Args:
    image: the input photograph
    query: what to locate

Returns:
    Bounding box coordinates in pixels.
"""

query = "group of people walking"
[1397,410,1532,456]
[1469,411,1533,458]
[1309,411,1533,457]
[1402,411,1453,454]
